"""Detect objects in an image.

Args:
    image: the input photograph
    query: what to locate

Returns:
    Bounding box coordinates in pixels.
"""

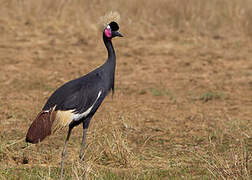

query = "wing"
[43,73,106,114]
[59,82,104,114]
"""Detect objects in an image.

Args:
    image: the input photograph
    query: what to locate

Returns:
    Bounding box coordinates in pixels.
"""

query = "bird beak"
[115,31,123,37]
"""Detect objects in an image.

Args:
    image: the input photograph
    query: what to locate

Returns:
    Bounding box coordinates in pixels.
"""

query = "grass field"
[0,0,252,179]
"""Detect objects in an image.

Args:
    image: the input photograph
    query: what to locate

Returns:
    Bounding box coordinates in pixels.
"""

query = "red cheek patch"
[104,28,112,38]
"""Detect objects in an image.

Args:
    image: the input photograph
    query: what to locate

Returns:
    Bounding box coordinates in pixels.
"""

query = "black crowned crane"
[25,20,123,179]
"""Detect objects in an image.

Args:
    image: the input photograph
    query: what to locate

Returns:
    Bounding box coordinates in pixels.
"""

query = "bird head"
[104,21,123,40]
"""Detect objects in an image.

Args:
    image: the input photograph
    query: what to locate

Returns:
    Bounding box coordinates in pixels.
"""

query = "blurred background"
[0,0,251,179]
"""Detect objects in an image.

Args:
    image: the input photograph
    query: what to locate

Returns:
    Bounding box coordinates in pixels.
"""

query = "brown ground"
[0,0,251,179]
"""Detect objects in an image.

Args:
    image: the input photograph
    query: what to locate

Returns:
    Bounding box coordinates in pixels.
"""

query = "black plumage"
[25,21,123,179]
[43,21,120,115]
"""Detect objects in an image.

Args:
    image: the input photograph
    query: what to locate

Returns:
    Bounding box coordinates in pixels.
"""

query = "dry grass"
[0,0,252,179]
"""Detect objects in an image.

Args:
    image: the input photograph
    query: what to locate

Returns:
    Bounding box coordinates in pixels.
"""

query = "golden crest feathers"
[98,11,120,31]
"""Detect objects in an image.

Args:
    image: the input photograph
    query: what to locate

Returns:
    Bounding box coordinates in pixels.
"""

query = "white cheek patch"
[72,90,102,121]
[104,25,112,38]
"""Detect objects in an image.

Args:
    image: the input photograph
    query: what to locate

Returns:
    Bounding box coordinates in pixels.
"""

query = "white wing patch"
[52,110,74,133]
[72,90,102,121]
[51,90,102,133]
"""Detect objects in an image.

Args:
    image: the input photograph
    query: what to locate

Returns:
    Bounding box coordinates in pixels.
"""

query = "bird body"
[26,59,114,143]
[25,20,123,179]
[26,24,119,143]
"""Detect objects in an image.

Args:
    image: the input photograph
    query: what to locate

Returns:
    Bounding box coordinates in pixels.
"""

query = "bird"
[25,19,123,179]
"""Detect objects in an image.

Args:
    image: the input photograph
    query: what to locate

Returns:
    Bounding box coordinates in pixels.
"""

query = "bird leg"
[60,126,73,180]
[79,128,88,161]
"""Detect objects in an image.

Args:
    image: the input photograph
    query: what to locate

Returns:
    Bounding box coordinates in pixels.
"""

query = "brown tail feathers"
[26,106,56,144]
